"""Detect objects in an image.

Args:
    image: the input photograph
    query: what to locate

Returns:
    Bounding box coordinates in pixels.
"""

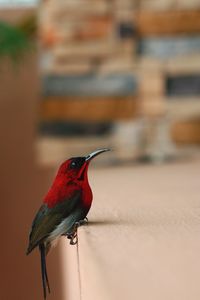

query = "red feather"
[44,160,92,209]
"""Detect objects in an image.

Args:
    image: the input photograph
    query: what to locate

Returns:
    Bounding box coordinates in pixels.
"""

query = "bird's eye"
[70,161,76,168]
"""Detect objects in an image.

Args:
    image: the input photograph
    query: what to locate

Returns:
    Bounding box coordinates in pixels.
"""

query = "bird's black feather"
[26,189,82,254]
[39,243,50,299]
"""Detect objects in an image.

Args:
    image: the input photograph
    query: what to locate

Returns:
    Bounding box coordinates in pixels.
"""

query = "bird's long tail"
[39,243,50,299]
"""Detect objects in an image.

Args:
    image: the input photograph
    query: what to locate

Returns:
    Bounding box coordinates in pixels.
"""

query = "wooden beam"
[52,41,122,60]
[40,96,138,121]
[172,119,200,144]
[136,10,200,36]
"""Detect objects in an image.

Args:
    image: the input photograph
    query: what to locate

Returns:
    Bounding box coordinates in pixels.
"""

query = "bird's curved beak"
[85,148,110,162]
[78,149,110,180]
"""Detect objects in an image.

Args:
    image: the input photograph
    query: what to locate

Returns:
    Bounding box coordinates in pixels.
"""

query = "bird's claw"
[69,232,78,245]
[66,231,78,245]
[65,231,76,243]
[75,217,88,227]
[66,217,89,245]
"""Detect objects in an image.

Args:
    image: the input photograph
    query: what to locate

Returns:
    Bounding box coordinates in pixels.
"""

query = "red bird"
[26,149,110,299]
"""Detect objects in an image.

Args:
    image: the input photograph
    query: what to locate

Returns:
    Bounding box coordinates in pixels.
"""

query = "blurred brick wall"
[39,0,200,145]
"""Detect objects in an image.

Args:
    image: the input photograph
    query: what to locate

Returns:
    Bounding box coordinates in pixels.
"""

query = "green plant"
[0,14,36,62]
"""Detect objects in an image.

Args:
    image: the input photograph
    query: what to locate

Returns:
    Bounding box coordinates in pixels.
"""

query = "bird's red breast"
[43,166,92,209]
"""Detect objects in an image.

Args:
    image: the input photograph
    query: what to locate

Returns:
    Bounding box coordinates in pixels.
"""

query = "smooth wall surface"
[0,54,63,300]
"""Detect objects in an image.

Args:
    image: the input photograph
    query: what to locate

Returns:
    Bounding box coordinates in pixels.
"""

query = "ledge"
[61,159,200,300]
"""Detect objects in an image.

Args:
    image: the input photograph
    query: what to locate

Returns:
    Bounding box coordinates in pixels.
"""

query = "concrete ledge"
[61,160,200,300]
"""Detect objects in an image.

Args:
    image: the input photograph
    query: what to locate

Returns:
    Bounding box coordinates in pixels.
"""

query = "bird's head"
[44,149,110,207]
[57,148,110,181]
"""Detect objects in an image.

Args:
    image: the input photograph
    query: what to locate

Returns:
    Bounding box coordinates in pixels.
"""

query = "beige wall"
[0,50,63,299]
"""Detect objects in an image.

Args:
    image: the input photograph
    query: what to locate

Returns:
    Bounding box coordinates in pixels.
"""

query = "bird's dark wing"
[26,189,82,254]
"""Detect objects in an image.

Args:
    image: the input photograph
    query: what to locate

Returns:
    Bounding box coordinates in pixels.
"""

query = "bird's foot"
[75,217,89,227]
[65,230,78,245]
[69,231,78,245]
[65,218,88,245]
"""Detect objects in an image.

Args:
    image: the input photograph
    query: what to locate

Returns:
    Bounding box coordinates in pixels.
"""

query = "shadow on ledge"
[88,219,119,227]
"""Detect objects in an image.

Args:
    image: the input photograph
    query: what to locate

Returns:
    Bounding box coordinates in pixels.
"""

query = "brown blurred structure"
[37,0,200,165]
[0,9,63,299]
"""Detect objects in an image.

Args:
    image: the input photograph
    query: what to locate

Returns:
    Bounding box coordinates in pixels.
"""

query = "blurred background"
[0,0,200,299]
